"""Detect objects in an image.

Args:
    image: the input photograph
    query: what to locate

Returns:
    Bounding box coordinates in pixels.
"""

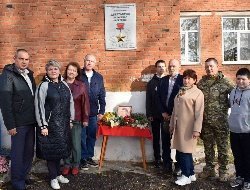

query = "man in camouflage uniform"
[197,58,234,181]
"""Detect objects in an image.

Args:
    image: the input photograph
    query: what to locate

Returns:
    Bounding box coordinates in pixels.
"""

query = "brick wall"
[181,0,250,82]
[0,0,249,91]
[181,0,250,11]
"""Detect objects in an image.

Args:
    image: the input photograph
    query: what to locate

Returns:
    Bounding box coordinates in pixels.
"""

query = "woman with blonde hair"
[35,60,74,189]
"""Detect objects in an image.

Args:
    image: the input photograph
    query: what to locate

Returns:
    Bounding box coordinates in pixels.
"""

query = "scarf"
[177,85,194,97]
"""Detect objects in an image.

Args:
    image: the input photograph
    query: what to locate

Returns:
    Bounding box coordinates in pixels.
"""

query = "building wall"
[1,1,249,89]
[181,0,250,11]
[181,0,250,80]
[0,0,181,91]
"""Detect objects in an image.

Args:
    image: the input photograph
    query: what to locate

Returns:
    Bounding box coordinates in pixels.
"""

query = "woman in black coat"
[35,60,74,190]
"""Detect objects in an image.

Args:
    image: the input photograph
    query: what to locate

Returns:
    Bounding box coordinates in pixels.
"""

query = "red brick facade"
[0,0,249,91]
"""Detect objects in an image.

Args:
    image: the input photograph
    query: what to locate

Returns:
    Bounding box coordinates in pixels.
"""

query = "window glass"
[222,17,250,63]
[181,34,185,62]
[188,32,199,62]
[223,32,237,61]
[180,17,200,64]
[223,18,245,30]
[240,33,250,60]
[181,18,198,31]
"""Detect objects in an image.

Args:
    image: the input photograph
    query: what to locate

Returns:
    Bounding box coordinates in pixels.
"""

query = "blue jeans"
[11,125,35,190]
[81,116,97,159]
[178,150,194,177]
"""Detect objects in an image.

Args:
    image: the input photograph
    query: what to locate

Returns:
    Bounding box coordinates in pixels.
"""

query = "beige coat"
[170,85,204,153]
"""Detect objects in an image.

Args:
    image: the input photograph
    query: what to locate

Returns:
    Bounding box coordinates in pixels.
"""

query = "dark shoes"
[80,159,89,170]
[230,177,244,188]
[163,164,173,173]
[86,158,98,168]
[10,179,34,190]
[154,160,161,168]
[80,158,98,169]
[242,182,250,190]
[25,179,35,185]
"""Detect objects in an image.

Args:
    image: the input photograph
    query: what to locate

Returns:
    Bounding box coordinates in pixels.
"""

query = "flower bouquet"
[101,112,122,127]
[100,112,149,129]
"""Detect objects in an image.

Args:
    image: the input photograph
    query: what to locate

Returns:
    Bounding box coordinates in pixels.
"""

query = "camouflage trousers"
[201,121,229,173]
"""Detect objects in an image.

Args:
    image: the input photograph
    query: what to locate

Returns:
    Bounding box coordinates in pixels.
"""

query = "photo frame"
[117,106,132,117]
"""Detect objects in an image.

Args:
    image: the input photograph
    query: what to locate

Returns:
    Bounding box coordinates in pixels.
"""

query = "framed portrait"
[117,106,132,117]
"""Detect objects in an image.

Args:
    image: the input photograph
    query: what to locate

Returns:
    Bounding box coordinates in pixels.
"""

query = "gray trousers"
[64,122,82,167]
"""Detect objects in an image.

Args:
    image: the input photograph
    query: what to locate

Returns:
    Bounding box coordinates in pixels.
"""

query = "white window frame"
[180,17,201,65]
[222,16,250,65]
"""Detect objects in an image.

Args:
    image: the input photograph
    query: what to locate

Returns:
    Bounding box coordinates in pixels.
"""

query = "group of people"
[0,49,106,190]
[146,58,250,189]
[0,48,249,190]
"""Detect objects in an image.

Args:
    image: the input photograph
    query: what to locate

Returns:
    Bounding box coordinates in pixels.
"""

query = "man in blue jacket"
[81,54,106,170]
[158,59,183,174]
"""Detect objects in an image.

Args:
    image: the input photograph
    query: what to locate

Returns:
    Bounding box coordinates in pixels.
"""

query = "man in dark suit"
[158,59,183,174]
[146,60,166,168]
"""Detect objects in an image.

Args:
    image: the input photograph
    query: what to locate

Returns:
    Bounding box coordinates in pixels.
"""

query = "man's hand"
[97,114,104,121]
[41,128,48,136]
[8,128,17,136]
[162,112,170,121]
[83,122,88,127]
[192,131,200,139]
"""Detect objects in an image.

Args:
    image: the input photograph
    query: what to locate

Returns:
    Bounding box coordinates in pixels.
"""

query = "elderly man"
[0,49,36,190]
[197,58,234,181]
[158,59,183,174]
[80,54,106,170]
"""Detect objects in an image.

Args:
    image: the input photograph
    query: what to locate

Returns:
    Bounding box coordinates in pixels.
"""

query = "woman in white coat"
[170,69,204,186]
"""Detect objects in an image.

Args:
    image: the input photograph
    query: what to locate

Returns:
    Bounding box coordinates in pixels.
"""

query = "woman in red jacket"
[62,62,90,176]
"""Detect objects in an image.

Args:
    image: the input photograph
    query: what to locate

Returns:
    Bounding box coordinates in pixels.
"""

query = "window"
[222,17,250,64]
[180,17,200,65]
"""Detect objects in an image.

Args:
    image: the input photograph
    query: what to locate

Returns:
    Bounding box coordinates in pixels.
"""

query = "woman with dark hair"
[62,62,90,176]
[35,60,75,189]
[169,69,204,186]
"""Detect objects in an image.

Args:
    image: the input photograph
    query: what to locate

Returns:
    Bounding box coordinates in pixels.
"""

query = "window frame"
[180,17,201,65]
[222,16,250,65]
